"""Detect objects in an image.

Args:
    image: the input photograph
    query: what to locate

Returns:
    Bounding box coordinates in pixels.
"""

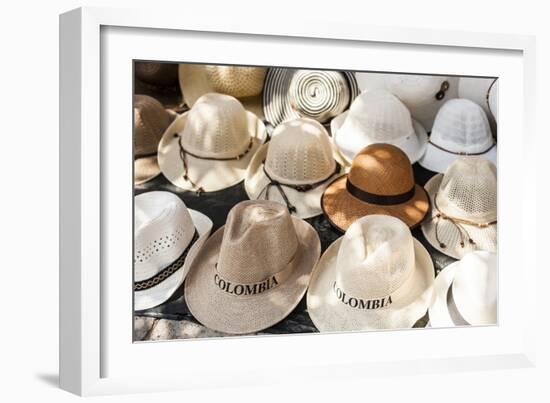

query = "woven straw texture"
[307,215,434,331]
[135,62,179,86]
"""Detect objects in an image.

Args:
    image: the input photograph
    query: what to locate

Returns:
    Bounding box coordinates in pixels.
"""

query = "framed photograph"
[60,6,536,396]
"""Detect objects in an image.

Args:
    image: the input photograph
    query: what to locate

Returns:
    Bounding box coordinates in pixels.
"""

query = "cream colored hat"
[184,200,321,334]
[134,191,212,311]
[245,118,343,218]
[429,251,497,327]
[421,157,497,260]
[178,64,267,119]
[331,89,428,164]
[307,214,434,332]
[355,73,459,131]
[158,93,267,193]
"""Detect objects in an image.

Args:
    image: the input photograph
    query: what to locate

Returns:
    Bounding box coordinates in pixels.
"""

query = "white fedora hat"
[331,89,428,164]
[245,118,344,218]
[158,93,267,193]
[134,191,212,311]
[355,73,459,131]
[429,251,497,327]
[307,214,434,332]
[185,200,321,334]
[419,98,497,173]
[263,69,360,127]
[421,157,497,260]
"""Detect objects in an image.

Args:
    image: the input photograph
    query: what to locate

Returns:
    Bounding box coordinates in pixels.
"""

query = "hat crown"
[217,201,299,283]
[265,118,336,185]
[204,66,267,98]
[430,99,493,154]
[348,143,415,196]
[288,70,350,122]
[335,215,415,298]
[134,95,172,157]
[182,93,251,158]
[383,75,450,106]
[134,191,195,281]
[436,157,497,221]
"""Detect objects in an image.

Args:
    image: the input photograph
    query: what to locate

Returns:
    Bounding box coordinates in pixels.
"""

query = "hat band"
[428,140,496,156]
[346,179,415,205]
[332,281,393,310]
[134,230,198,292]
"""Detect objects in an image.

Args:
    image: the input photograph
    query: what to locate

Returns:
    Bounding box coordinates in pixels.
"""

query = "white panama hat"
[158,93,267,193]
[429,251,497,327]
[307,214,434,332]
[134,191,212,311]
[419,98,497,173]
[331,89,428,165]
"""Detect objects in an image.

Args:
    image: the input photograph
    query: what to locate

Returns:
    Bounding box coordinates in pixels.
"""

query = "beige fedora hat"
[245,118,344,218]
[421,157,497,260]
[184,200,321,334]
[307,214,434,332]
[158,93,267,193]
[178,64,267,119]
[429,251,497,327]
[134,95,177,185]
[134,191,212,311]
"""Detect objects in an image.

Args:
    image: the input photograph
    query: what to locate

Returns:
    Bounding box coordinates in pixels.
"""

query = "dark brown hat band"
[345,179,416,206]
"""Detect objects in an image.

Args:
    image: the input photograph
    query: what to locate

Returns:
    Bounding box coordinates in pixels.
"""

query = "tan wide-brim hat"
[307,237,434,332]
[421,174,498,259]
[157,111,267,192]
[184,216,320,334]
[321,176,430,232]
[244,144,345,219]
[134,209,213,311]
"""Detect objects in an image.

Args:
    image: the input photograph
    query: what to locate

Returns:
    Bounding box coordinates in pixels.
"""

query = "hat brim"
[134,209,213,311]
[331,111,428,165]
[158,111,267,192]
[184,216,321,334]
[420,174,497,259]
[321,175,430,232]
[307,237,434,332]
[418,142,497,174]
[427,261,459,328]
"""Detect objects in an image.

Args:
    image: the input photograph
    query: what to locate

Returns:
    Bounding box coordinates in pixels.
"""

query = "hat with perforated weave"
[331,89,428,164]
[307,214,434,332]
[134,191,212,311]
[158,93,267,193]
[421,157,497,260]
[322,143,430,232]
[184,200,321,334]
[245,118,344,218]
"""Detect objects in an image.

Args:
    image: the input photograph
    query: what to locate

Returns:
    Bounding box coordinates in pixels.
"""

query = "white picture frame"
[59,6,537,396]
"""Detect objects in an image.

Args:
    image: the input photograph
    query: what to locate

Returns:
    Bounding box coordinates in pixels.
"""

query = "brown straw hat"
[135,62,179,87]
[184,200,321,334]
[321,143,430,231]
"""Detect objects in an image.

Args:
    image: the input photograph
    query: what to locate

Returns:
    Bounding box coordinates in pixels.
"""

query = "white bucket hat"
[307,214,434,332]
[421,157,497,260]
[331,89,428,164]
[355,73,459,131]
[134,191,212,311]
[419,98,497,173]
[158,93,267,193]
[429,251,497,327]
[245,118,344,218]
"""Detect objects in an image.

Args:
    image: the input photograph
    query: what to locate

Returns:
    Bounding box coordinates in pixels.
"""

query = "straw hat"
[184,200,321,334]
[135,62,179,87]
[134,191,212,311]
[178,64,267,119]
[134,95,177,185]
[331,89,428,164]
[245,118,344,218]
[263,69,360,127]
[321,143,430,232]
[418,99,497,173]
[158,93,267,193]
[307,214,434,331]
[355,73,459,131]
[421,157,497,260]
[429,251,497,327]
